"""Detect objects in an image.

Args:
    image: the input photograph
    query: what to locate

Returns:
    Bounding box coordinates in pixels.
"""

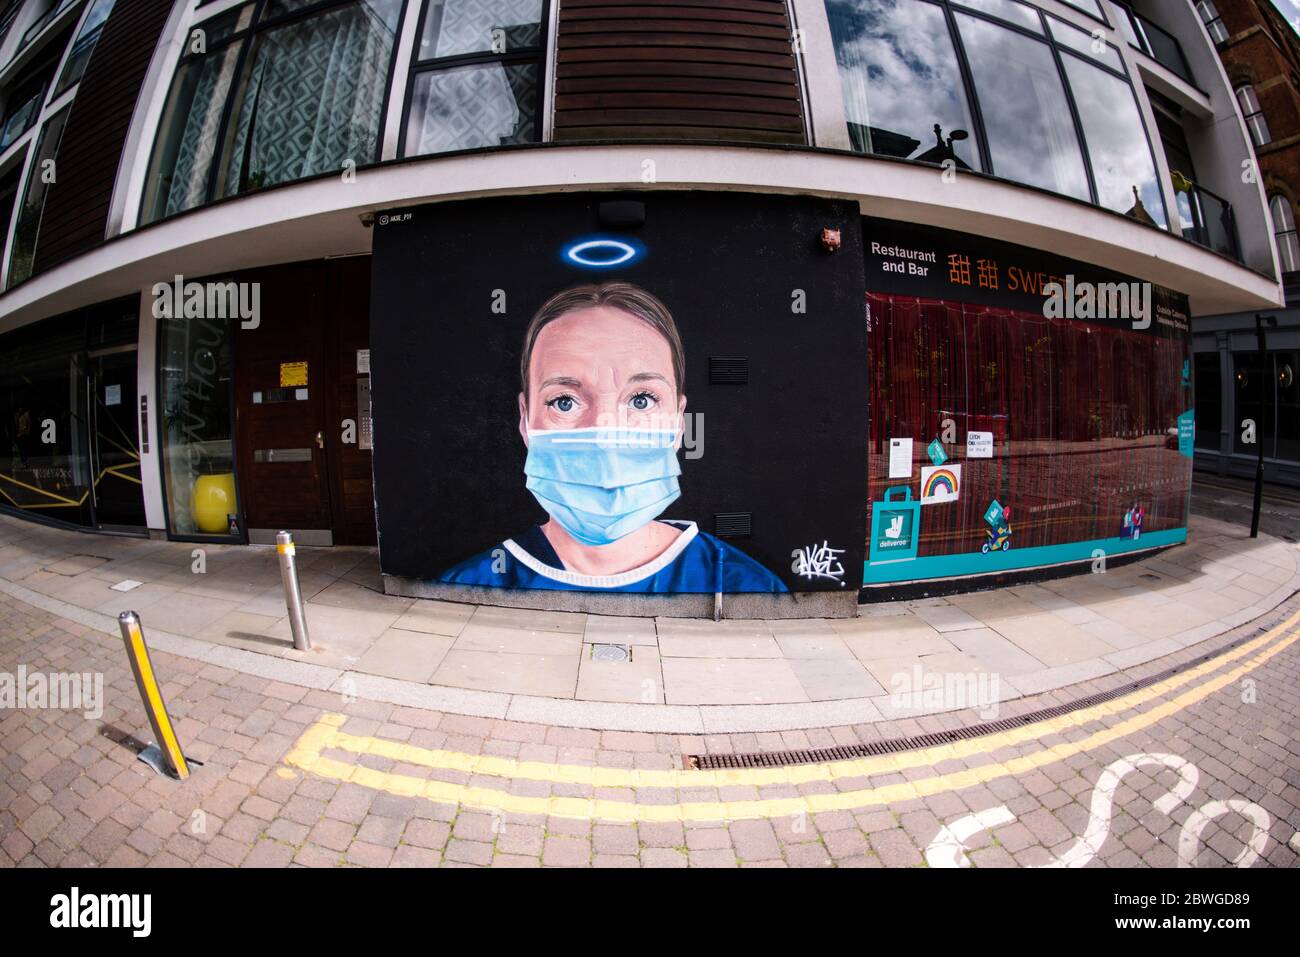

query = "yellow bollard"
[118,611,190,780]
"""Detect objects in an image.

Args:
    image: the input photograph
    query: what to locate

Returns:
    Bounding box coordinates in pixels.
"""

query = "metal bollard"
[118,611,190,780]
[276,530,312,651]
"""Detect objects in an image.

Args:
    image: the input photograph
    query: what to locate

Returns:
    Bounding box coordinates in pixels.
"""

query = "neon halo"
[564,238,642,269]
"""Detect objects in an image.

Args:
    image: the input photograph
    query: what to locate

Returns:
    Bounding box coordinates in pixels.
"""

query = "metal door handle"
[315,431,324,449]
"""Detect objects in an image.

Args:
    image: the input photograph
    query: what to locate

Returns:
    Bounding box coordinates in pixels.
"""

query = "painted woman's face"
[519,306,685,437]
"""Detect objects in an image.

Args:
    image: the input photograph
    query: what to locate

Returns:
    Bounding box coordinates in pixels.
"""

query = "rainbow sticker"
[920,464,961,505]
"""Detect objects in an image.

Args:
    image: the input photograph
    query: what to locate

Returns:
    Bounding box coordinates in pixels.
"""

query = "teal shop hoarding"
[863,217,1193,592]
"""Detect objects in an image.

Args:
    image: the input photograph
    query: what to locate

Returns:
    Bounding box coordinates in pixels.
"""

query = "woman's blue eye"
[629,393,656,411]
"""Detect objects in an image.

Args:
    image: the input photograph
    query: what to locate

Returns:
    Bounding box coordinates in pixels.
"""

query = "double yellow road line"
[283,609,1300,822]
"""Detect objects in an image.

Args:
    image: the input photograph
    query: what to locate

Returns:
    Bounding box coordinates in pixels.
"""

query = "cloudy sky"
[1271,0,1300,32]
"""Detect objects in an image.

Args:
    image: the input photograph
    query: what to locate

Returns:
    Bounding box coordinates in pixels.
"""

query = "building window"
[18,0,78,52]
[1270,194,1300,273]
[141,0,403,225]
[955,11,1090,201]
[1058,0,1105,22]
[1193,352,1220,451]
[52,0,116,97]
[7,106,70,287]
[400,0,546,157]
[1236,84,1271,146]
[1059,52,1167,227]
[824,1,1169,227]
[826,0,981,169]
[1196,1,1229,46]
[0,1,23,49]
[0,50,61,153]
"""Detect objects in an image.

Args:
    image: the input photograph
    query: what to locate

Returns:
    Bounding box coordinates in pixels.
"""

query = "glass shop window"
[157,299,242,540]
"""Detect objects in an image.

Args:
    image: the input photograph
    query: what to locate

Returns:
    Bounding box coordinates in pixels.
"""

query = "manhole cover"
[591,643,631,663]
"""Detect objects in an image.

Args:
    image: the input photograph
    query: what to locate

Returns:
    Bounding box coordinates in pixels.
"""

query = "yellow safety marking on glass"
[123,620,190,780]
[0,471,84,505]
[283,613,1299,822]
[98,464,143,487]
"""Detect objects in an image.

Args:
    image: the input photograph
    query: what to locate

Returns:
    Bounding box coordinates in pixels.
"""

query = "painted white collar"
[502,521,698,588]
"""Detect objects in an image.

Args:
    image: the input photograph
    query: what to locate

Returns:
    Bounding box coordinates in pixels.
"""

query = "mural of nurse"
[440,282,788,593]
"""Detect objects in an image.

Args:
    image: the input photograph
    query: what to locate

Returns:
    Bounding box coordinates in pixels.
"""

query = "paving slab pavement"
[0,512,1296,733]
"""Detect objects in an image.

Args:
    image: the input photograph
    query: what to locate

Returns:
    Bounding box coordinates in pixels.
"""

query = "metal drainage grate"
[591,643,631,663]
[684,613,1289,771]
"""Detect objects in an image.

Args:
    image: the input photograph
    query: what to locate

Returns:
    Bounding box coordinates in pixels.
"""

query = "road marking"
[1178,800,1271,868]
[283,615,1299,822]
[927,754,1272,868]
[926,807,1016,868]
[1046,754,1198,869]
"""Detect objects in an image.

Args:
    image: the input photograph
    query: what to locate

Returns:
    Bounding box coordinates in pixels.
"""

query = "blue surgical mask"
[524,427,682,546]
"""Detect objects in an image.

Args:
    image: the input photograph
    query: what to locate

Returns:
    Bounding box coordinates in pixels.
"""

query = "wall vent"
[714,512,753,539]
[710,356,748,384]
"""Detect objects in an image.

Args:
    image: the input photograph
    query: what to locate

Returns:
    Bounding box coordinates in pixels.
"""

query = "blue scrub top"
[439,520,788,593]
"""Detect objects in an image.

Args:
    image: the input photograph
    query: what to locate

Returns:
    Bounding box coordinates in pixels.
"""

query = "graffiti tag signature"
[792,542,846,584]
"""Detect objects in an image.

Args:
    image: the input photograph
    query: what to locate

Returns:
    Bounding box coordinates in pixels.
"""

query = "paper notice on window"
[888,438,913,479]
[967,431,994,458]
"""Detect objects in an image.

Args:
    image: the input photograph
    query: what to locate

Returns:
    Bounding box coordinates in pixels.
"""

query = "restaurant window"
[955,11,1090,201]
[826,0,981,169]
[401,0,546,157]
[867,293,1190,570]
[1236,84,1270,147]
[1270,194,1300,274]
[141,0,403,225]
[7,106,70,287]
[158,292,242,541]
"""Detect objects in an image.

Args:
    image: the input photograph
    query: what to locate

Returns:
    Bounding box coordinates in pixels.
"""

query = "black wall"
[369,191,869,592]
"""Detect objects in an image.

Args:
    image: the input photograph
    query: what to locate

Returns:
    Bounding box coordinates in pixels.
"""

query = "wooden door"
[235,263,333,540]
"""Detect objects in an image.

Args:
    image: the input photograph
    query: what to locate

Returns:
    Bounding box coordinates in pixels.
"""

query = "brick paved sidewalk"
[2,592,1297,868]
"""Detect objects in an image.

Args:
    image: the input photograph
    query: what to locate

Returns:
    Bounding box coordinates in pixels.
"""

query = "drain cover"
[591,643,631,662]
